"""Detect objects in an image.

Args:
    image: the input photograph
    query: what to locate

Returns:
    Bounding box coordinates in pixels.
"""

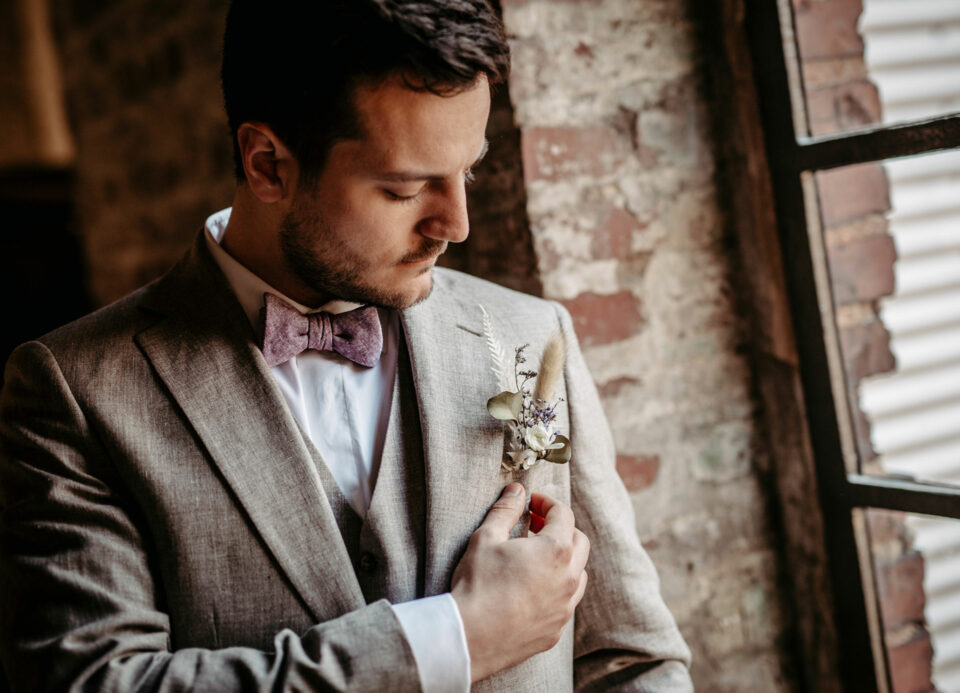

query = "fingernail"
[503,483,523,497]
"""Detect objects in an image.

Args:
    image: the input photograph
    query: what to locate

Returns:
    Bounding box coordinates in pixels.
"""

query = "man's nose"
[418,182,470,243]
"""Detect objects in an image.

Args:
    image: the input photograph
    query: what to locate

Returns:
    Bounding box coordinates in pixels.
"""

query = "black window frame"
[743,1,960,691]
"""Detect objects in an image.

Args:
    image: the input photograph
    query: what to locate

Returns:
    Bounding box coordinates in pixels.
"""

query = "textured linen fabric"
[0,228,693,692]
[299,409,470,693]
[203,209,393,516]
[206,209,469,691]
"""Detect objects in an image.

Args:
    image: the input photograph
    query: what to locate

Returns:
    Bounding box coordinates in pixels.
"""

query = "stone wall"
[498,1,797,689]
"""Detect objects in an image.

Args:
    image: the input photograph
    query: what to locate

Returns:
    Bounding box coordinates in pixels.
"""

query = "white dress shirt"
[205,208,469,692]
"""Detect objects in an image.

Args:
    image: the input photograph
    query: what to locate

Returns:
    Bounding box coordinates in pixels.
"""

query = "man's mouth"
[401,241,447,264]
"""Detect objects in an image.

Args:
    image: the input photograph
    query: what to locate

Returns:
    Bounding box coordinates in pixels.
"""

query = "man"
[0,1,692,690]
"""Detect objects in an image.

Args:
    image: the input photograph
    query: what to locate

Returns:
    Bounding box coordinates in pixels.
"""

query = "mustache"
[401,239,448,263]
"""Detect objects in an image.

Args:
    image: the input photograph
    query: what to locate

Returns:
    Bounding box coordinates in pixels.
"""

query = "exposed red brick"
[597,376,640,399]
[887,629,934,693]
[536,237,562,273]
[840,319,896,384]
[521,127,624,183]
[591,208,643,259]
[792,0,865,61]
[817,163,890,227]
[616,454,660,491]
[806,80,882,136]
[561,290,644,347]
[851,403,878,463]
[868,510,909,549]
[574,42,594,59]
[827,234,896,305]
[877,552,927,630]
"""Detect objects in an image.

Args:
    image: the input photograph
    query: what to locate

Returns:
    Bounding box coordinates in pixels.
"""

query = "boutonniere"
[480,306,572,471]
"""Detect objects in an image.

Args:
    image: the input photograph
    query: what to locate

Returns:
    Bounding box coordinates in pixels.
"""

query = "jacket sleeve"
[0,341,421,693]
[553,304,695,692]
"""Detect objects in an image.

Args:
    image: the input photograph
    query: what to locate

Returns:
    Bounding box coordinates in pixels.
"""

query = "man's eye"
[384,188,424,202]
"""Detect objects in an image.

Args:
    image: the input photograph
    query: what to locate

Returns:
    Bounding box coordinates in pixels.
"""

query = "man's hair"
[221,0,510,182]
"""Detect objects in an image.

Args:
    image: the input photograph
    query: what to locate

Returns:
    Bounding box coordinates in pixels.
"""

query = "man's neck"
[220,187,332,308]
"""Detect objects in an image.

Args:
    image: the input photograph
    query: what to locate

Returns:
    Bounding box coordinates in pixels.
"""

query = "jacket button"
[359,552,378,572]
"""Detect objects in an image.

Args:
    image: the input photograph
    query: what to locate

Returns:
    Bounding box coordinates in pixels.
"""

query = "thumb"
[478,483,526,540]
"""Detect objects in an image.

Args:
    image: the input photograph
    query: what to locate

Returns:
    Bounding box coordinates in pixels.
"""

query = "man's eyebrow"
[376,138,490,182]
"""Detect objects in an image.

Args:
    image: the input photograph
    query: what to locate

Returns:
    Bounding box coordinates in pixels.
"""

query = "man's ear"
[237,122,296,203]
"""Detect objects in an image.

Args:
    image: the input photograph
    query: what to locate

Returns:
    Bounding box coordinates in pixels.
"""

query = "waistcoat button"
[358,552,378,572]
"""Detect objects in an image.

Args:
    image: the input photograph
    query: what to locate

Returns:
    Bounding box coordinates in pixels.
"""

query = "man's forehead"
[354,74,488,125]
[344,74,492,172]
[374,137,490,182]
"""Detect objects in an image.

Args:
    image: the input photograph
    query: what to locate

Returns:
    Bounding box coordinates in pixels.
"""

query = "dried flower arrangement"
[480,306,571,471]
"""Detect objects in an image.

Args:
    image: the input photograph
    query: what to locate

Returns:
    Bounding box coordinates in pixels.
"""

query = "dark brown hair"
[221,0,510,181]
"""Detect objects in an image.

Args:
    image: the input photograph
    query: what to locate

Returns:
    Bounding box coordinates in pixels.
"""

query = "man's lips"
[401,254,440,265]
[400,241,447,264]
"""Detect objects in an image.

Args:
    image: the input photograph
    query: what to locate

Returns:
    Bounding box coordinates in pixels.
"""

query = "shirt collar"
[204,207,364,333]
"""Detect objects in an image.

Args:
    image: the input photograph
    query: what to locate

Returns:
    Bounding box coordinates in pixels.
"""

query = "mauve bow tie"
[260,293,383,368]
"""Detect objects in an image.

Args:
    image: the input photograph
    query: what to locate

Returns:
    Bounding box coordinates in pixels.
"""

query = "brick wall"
[49,0,235,306]
[499,1,796,688]
[794,1,935,690]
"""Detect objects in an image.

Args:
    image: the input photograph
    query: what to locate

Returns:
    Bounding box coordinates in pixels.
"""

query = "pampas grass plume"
[534,333,566,403]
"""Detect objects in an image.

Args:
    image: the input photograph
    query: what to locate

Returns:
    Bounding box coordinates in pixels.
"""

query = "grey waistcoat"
[296,336,428,605]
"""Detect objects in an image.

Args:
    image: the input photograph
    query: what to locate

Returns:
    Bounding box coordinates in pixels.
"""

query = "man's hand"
[450,483,590,682]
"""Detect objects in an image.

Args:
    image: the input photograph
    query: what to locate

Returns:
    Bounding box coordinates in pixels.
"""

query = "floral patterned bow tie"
[260,293,383,368]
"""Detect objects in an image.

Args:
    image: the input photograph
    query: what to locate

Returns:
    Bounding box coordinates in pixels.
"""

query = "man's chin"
[356,270,435,310]
[405,273,436,308]
[392,271,435,309]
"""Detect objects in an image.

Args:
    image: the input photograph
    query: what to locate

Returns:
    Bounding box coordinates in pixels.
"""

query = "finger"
[529,492,575,539]
[528,492,556,518]
[571,570,588,608]
[571,529,590,570]
[529,511,545,534]
[477,483,526,540]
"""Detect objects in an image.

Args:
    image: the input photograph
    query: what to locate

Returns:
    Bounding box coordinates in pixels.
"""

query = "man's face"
[279,74,492,309]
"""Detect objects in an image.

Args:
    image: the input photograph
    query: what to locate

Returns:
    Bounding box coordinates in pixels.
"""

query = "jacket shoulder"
[34,283,158,356]
[3,280,165,395]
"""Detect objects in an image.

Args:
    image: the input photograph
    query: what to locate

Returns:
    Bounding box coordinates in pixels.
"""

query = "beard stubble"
[279,203,446,310]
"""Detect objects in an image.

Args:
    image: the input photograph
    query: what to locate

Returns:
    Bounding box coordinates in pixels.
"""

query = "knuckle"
[490,498,518,512]
[556,502,574,524]
[537,631,562,652]
[553,539,573,564]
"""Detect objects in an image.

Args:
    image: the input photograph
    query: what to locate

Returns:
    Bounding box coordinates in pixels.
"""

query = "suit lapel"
[135,233,366,619]
[400,274,508,596]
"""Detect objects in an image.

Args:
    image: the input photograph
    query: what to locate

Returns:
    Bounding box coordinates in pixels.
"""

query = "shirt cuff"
[392,593,470,693]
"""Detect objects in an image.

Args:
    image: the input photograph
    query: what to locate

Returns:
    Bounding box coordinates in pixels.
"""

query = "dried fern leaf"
[479,304,511,391]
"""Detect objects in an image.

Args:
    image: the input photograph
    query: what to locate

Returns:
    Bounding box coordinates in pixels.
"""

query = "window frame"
[743,0,960,691]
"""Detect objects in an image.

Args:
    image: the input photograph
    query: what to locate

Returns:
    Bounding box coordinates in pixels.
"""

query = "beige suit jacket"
[0,233,692,691]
